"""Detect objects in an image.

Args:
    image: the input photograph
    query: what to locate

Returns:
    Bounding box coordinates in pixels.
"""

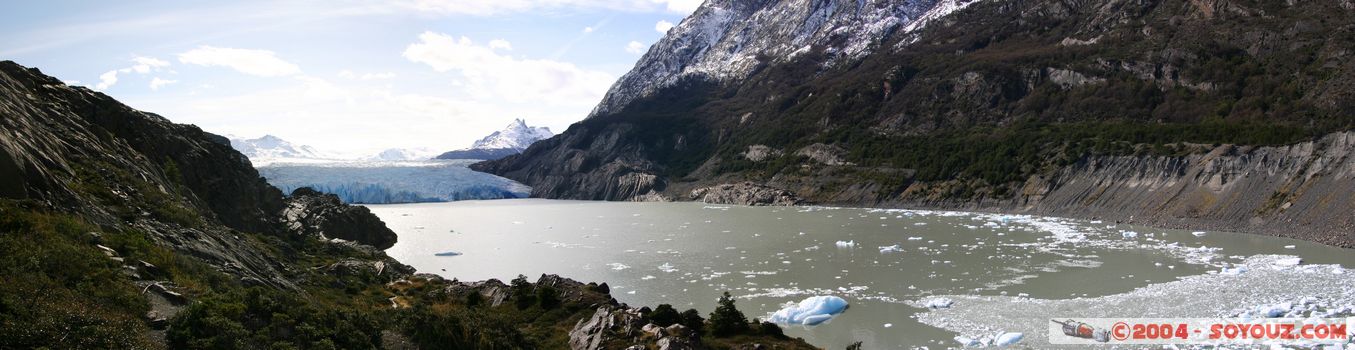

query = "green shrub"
[649,304,681,327]
[708,291,750,337]
[680,309,705,335]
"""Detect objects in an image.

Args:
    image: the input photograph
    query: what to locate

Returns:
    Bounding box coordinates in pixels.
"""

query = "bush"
[167,287,383,349]
[649,304,680,327]
[708,291,750,337]
[680,309,705,335]
[399,304,534,349]
[511,275,535,310]
[465,291,483,308]
[758,322,785,337]
[536,285,560,310]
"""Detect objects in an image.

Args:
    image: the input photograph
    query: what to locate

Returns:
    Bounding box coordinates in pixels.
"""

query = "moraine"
[368,200,1355,349]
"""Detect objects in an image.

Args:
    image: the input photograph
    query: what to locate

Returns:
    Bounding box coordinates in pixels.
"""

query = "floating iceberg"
[879,245,903,253]
[1191,231,1207,237]
[835,240,855,248]
[768,295,849,326]
[993,332,1023,346]
[924,297,954,309]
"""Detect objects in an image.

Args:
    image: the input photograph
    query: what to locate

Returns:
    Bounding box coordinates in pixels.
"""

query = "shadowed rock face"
[284,187,398,249]
[0,61,401,287]
[0,60,284,233]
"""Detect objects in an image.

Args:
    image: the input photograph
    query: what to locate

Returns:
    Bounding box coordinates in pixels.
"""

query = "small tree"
[845,341,863,350]
[536,285,560,310]
[708,291,749,337]
[680,309,705,335]
[511,275,535,309]
[649,304,680,327]
[465,291,483,308]
[758,321,784,337]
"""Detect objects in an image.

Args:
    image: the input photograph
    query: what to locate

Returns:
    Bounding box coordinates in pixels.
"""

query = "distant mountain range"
[225,124,544,204]
[436,119,554,160]
[227,119,553,165]
[229,135,325,163]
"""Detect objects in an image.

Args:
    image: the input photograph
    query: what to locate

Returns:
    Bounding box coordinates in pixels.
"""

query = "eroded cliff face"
[1010,132,1355,247]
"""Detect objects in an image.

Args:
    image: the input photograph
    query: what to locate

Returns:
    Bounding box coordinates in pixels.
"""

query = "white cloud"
[131,56,170,73]
[655,20,674,34]
[488,39,512,51]
[177,45,300,77]
[93,56,172,91]
[95,70,120,90]
[625,41,648,54]
[403,32,614,104]
[149,77,178,90]
[582,26,595,33]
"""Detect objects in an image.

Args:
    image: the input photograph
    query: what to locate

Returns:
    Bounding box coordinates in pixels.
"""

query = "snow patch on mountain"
[590,0,975,118]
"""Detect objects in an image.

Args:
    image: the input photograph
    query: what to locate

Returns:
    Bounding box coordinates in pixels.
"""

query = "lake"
[367,199,1355,349]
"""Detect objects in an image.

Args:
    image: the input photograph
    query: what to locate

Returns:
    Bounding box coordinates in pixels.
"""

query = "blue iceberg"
[768,296,849,326]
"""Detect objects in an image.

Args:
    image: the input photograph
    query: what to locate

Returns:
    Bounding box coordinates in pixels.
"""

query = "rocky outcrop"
[570,306,643,350]
[284,187,398,249]
[794,143,849,166]
[690,182,803,206]
[741,145,781,162]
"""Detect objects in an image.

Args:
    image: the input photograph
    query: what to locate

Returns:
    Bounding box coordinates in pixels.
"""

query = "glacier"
[257,159,530,204]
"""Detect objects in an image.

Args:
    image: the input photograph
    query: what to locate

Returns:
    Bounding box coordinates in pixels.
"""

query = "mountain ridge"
[478,0,1355,247]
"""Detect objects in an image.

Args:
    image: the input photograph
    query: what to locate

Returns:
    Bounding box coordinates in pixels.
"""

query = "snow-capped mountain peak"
[435,119,554,160]
[589,0,963,118]
[229,135,322,160]
[469,118,554,151]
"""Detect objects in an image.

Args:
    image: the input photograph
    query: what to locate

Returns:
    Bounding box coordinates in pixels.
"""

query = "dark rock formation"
[284,187,398,249]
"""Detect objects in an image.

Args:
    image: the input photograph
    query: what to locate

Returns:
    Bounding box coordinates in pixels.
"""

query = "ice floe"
[768,295,849,326]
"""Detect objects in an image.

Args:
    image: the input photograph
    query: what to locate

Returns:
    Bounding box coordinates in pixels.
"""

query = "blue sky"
[1,0,697,156]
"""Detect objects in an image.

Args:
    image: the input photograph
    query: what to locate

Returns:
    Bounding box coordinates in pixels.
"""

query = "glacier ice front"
[769,296,849,326]
[257,159,530,204]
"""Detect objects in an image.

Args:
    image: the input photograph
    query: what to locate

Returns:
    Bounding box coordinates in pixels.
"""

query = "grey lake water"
[367,200,1355,349]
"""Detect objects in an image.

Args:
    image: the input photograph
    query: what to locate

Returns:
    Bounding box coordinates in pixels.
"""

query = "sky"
[0,0,698,157]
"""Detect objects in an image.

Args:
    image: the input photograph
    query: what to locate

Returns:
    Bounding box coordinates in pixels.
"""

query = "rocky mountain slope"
[437,118,554,160]
[478,0,1355,247]
[0,60,816,349]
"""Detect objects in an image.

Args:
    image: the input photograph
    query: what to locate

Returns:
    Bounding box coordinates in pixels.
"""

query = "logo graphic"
[1052,319,1110,343]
